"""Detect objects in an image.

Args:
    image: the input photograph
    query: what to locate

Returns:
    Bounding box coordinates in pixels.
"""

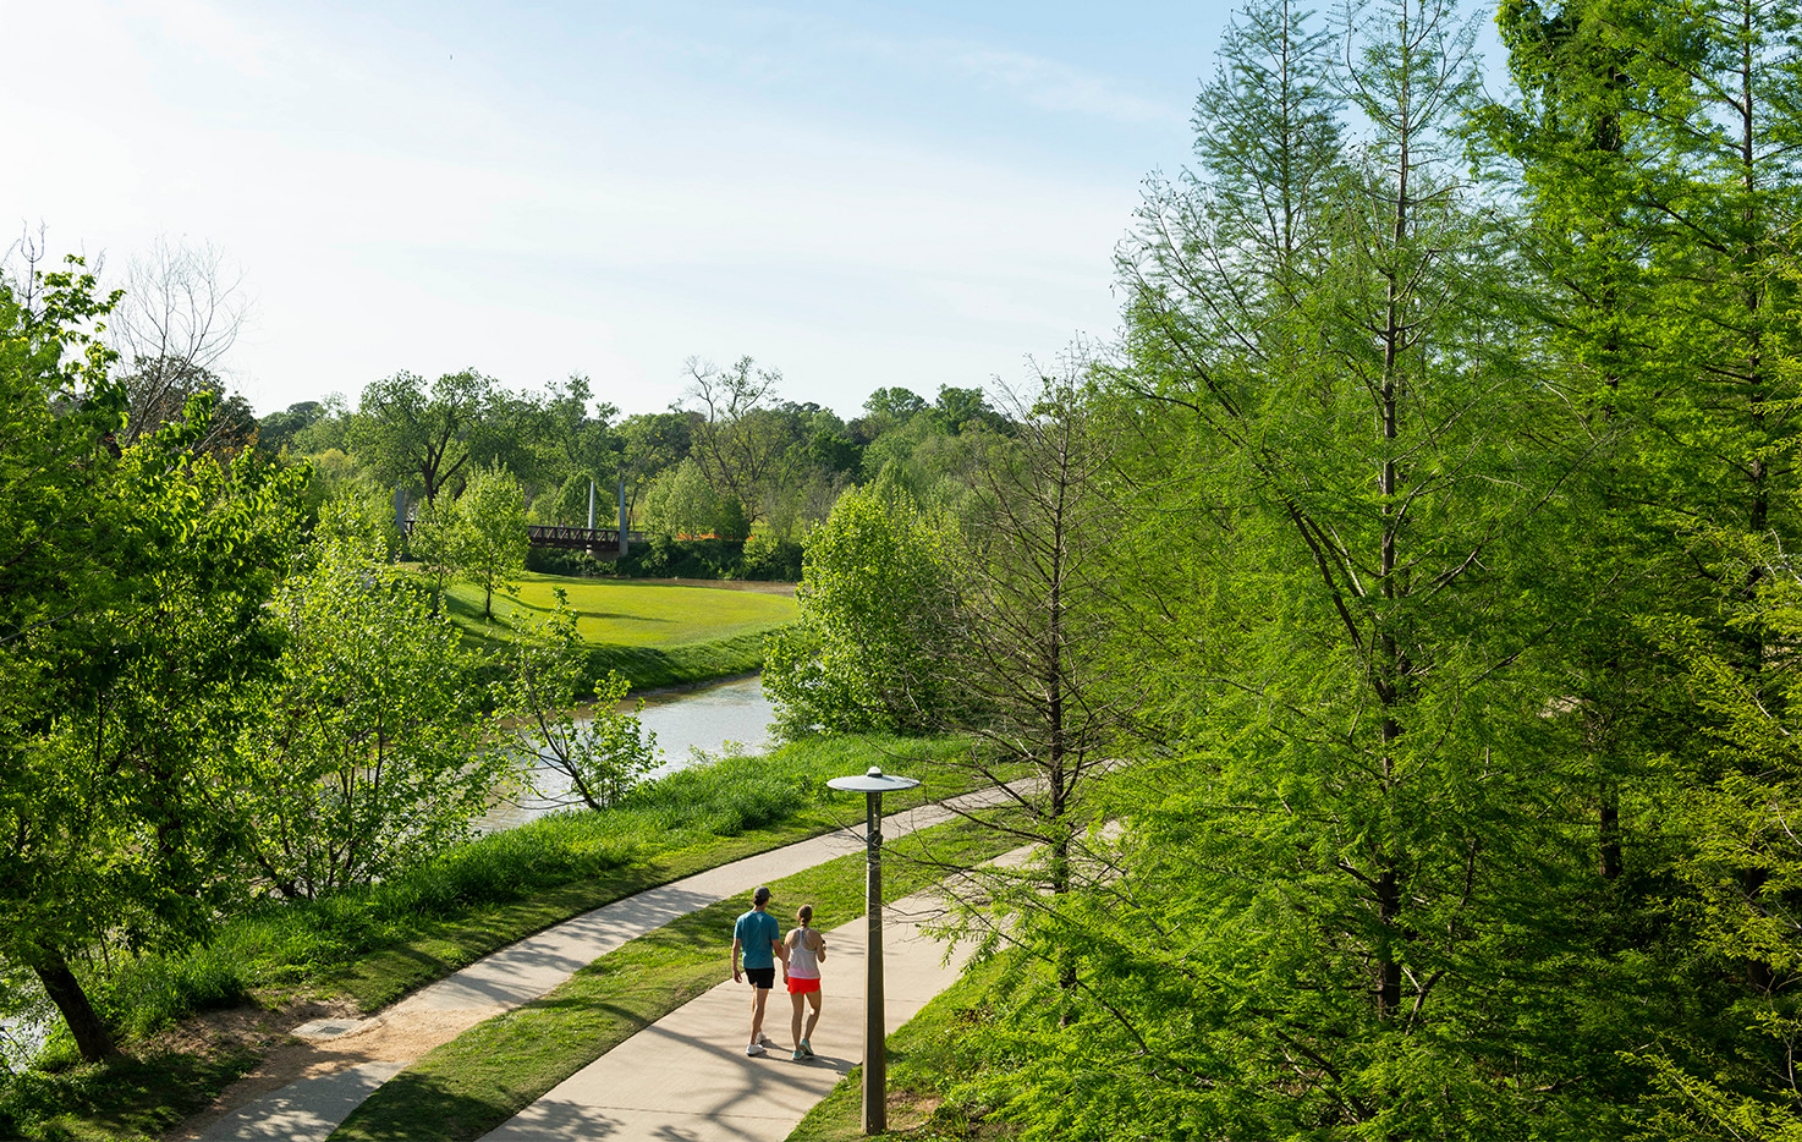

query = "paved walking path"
[475,883,976,1142]
[193,786,1011,1142]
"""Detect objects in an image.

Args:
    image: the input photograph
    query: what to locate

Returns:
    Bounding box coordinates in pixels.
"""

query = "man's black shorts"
[745,967,776,989]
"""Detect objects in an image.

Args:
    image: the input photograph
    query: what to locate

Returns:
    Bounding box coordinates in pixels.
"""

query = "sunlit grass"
[442,572,796,648]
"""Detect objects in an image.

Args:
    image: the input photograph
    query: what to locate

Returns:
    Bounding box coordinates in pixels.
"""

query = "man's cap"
[753,886,771,903]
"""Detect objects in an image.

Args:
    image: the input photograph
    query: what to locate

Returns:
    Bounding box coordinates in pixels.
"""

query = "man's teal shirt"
[734,909,781,969]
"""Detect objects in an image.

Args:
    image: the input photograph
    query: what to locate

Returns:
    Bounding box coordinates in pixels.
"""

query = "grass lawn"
[443,573,796,649]
[438,572,798,691]
[784,954,1014,1141]
[329,814,1017,1142]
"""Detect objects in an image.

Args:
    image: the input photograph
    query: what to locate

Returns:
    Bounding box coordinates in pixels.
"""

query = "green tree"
[408,491,462,613]
[0,261,307,1061]
[764,478,960,737]
[348,369,511,504]
[503,599,657,812]
[681,355,789,527]
[930,384,1006,435]
[1637,547,1802,1141]
[946,2,1628,1136]
[1487,5,1802,1128]
[533,372,620,496]
[860,386,928,427]
[932,373,1128,1014]
[616,410,694,527]
[455,462,528,620]
[641,458,745,540]
[236,500,508,898]
[257,399,328,453]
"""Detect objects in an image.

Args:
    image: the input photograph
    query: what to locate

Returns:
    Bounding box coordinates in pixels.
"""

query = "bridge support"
[586,479,597,557]
[618,476,628,557]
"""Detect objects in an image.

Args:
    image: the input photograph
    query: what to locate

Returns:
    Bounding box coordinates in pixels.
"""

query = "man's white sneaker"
[745,1042,766,1056]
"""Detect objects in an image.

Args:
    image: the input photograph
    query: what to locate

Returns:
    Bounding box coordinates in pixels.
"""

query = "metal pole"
[618,475,629,555]
[863,789,886,1135]
[585,479,598,557]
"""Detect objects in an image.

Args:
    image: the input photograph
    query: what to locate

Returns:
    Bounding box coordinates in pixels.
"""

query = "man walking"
[731,885,784,1056]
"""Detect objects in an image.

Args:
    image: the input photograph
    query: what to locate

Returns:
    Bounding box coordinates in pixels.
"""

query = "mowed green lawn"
[441,573,797,648]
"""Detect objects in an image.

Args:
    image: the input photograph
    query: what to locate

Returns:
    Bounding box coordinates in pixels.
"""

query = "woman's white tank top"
[789,928,821,980]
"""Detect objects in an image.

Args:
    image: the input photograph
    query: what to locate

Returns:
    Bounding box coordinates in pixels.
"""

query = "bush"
[525,547,610,577]
[740,531,803,580]
[528,536,802,582]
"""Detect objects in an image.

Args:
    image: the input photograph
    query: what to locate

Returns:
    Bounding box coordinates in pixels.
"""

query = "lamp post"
[826,765,920,1135]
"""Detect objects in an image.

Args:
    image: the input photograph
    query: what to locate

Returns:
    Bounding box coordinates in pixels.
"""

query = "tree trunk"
[1599,794,1622,881]
[34,945,116,1062]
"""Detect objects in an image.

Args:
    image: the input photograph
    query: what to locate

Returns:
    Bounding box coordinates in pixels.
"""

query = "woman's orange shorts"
[787,976,821,995]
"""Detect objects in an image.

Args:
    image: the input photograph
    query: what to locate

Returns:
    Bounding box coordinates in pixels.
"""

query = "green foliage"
[408,490,461,608]
[234,507,509,899]
[453,461,529,619]
[740,529,803,580]
[0,258,309,1061]
[503,597,657,812]
[347,369,521,504]
[765,481,960,737]
[642,457,739,539]
[560,534,801,581]
[963,0,1644,1135]
[1630,537,1802,1140]
[255,399,328,453]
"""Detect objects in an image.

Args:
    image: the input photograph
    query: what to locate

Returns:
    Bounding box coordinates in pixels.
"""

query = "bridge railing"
[525,524,647,550]
[397,520,646,551]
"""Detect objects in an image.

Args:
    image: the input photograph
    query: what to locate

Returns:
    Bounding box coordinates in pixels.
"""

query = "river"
[480,674,776,831]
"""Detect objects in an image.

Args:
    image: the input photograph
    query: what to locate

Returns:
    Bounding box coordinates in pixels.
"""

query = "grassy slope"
[785,954,1015,1141]
[331,815,1015,1142]
[12,735,974,1142]
[441,572,798,690]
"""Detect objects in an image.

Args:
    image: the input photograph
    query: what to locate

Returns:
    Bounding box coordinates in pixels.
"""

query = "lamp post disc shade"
[827,766,921,794]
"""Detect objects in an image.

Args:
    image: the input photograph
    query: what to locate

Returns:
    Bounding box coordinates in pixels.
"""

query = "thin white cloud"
[133,0,276,77]
[943,45,1183,125]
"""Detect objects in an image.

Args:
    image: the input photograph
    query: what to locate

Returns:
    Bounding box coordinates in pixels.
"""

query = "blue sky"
[0,1,1499,419]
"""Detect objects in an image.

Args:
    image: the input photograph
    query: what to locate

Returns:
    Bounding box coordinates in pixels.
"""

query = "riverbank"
[5,734,974,1142]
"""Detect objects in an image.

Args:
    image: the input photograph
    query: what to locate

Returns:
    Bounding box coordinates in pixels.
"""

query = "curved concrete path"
[475,881,981,1141]
[189,786,1010,1142]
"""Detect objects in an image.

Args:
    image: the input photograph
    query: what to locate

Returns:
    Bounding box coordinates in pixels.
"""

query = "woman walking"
[783,904,826,1060]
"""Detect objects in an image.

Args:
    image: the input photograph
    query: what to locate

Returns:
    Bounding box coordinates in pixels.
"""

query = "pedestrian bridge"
[525,524,646,551]
[400,520,646,558]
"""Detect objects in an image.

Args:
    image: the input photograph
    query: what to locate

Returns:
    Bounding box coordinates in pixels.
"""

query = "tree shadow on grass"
[12,1046,259,1140]
[333,1067,527,1141]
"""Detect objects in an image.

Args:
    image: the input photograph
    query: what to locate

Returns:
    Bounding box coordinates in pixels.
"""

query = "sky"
[0,1,1503,420]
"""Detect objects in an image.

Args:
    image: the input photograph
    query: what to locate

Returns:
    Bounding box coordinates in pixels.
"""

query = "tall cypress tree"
[944,2,1633,1136]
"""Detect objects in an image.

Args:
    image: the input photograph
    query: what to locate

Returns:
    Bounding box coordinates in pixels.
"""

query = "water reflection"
[481,674,775,831]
